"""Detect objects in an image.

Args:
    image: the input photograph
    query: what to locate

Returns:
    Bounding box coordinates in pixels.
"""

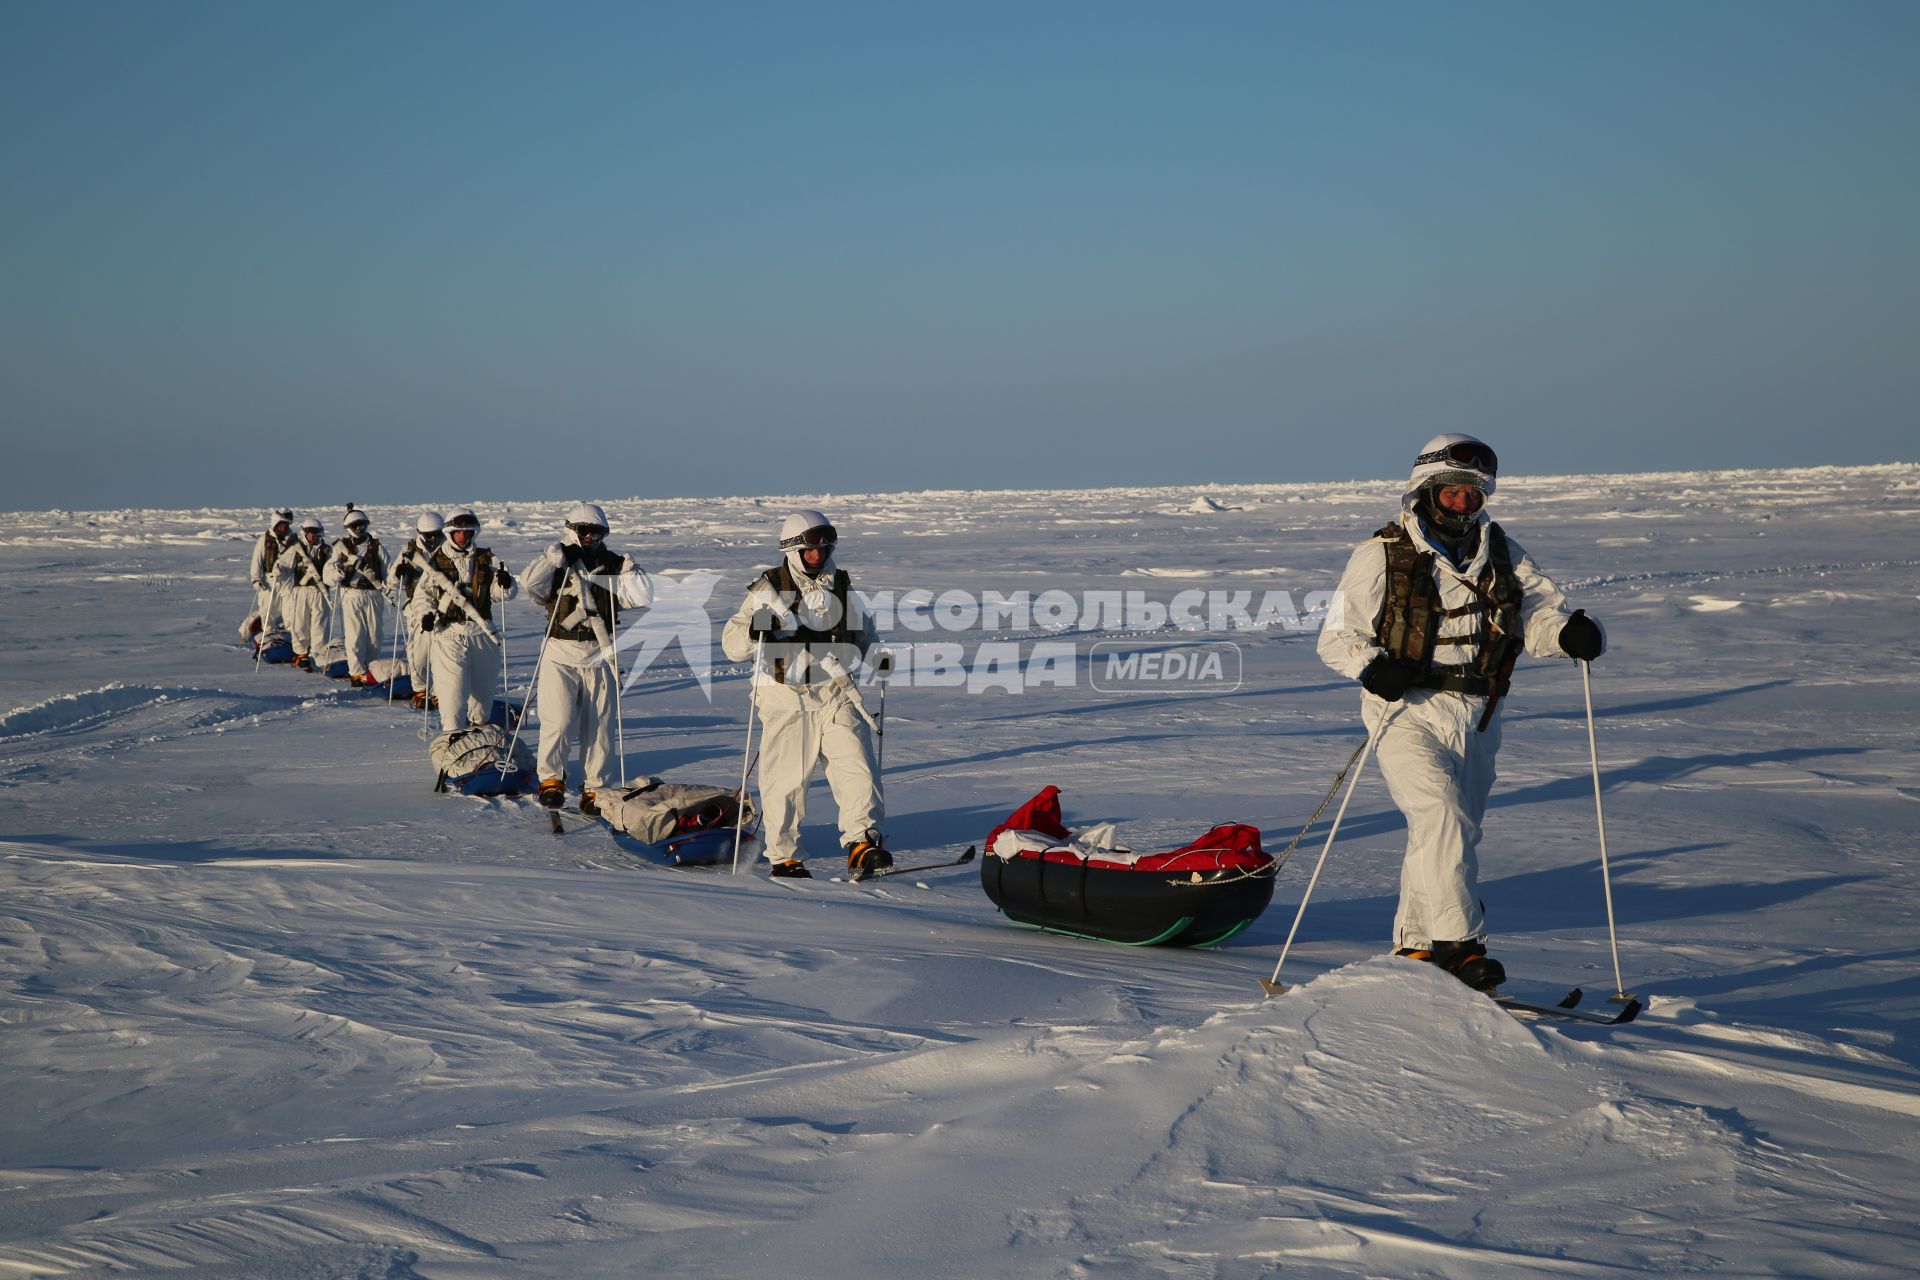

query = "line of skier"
[241,432,1608,986]
[245,501,893,881]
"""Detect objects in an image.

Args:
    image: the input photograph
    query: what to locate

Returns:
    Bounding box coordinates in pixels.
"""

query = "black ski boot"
[1428,939,1506,992]
[579,790,600,818]
[537,778,565,810]
[769,860,812,879]
[846,837,893,878]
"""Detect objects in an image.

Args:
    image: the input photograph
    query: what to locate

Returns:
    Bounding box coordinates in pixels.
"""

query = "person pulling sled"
[408,508,517,731]
[276,516,335,670]
[720,510,890,879]
[521,503,652,816]
[1316,434,1607,990]
[245,508,296,640]
[324,506,390,687]
[390,512,445,709]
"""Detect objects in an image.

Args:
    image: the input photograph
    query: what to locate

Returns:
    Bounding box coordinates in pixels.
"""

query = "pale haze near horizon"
[2,0,1915,513]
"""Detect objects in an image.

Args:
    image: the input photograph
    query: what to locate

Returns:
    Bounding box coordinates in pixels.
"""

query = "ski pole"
[572,562,627,789]
[500,562,565,774]
[499,591,512,711]
[418,634,435,740]
[1582,660,1632,1002]
[417,590,437,742]
[731,637,764,874]
[1265,735,1370,876]
[1261,709,1396,996]
[254,575,280,673]
[586,566,626,789]
[606,611,627,788]
[387,587,403,703]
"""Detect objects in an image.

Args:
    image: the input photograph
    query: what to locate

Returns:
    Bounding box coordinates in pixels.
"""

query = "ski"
[541,804,605,837]
[1494,988,1643,1025]
[847,844,978,883]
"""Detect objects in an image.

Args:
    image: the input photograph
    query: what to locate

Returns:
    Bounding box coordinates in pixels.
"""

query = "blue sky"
[3,1,1915,510]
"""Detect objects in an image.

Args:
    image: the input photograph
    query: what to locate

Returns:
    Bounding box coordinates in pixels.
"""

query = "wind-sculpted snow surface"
[1,465,1918,1277]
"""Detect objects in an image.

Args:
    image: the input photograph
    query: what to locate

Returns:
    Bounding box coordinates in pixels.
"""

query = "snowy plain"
[2,464,1918,1279]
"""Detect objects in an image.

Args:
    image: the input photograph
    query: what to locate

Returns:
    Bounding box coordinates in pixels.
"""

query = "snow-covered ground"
[3,465,1918,1278]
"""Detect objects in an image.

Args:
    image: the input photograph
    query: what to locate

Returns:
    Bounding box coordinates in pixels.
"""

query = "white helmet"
[267,507,293,531]
[779,509,836,578]
[564,502,610,552]
[445,508,479,548]
[1406,433,1498,498]
[1404,434,1497,537]
[415,511,444,534]
[343,506,369,530]
[299,516,324,540]
[779,509,834,548]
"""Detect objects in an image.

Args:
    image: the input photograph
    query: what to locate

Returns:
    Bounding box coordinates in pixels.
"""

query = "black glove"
[495,564,513,589]
[747,608,783,641]
[1559,609,1604,662]
[395,563,419,585]
[1360,656,1424,703]
[419,611,439,633]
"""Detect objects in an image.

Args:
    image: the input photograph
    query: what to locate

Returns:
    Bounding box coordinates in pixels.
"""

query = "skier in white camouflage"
[246,508,296,639]
[389,512,445,709]
[522,503,652,816]
[323,506,389,687]
[720,510,890,879]
[276,516,335,671]
[408,508,517,731]
[1316,434,1606,990]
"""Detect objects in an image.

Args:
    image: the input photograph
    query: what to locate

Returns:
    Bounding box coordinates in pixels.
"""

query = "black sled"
[980,786,1276,947]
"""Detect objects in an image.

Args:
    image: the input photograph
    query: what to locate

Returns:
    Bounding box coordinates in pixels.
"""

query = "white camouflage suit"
[720,552,883,865]
[247,520,294,633]
[324,530,390,679]
[522,534,652,793]
[388,531,442,694]
[1316,456,1587,953]
[408,540,517,731]
[274,530,335,660]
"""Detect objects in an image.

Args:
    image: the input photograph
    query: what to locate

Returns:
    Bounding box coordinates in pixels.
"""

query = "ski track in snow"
[1,465,1918,1277]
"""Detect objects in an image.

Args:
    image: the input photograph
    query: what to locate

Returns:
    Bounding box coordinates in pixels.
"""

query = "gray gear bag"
[598,776,756,845]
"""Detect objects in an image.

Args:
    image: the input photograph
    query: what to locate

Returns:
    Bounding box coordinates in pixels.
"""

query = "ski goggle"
[567,523,608,545]
[1414,440,1498,476]
[780,525,837,551]
[1431,485,1486,512]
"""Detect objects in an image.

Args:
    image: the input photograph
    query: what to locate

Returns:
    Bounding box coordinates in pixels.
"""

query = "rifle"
[415,554,502,646]
[335,538,385,591]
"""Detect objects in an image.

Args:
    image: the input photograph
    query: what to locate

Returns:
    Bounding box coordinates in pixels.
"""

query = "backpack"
[598,776,755,845]
[429,724,534,795]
